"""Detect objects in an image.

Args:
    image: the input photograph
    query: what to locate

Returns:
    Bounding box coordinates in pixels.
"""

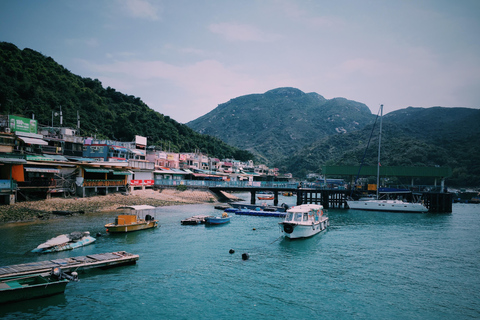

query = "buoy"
[252,228,256,231]
[229,249,235,254]
[242,253,249,260]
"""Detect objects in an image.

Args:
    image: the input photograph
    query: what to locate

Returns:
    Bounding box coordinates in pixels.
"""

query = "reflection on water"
[0,196,479,319]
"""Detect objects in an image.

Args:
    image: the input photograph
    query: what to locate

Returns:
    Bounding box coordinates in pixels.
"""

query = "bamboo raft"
[0,251,139,279]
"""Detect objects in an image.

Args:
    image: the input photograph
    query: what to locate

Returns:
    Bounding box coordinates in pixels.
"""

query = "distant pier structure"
[295,188,453,213]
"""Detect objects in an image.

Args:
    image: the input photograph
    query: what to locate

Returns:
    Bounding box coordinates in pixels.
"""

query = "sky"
[1,0,479,123]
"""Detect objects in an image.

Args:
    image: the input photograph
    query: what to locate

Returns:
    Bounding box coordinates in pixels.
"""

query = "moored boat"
[257,195,274,200]
[105,205,159,233]
[230,202,288,212]
[346,198,428,213]
[32,231,96,253]
[204,212,231,225]
[0,267,77,304]
[346,105,428,213]
[278,204,329,239]
[181,215,213,225]
[234,208,286,217]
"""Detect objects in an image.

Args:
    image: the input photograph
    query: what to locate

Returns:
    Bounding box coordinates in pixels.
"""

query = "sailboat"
[346,105,429,213]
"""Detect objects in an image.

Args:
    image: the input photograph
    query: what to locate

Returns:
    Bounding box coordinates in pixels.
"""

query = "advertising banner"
[130,180,143,186]
[9,115,37,133]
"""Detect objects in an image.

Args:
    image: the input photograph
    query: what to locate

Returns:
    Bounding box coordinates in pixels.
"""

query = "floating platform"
[181,215,213,225]
[0,251,139,280]
[234,209,286,218]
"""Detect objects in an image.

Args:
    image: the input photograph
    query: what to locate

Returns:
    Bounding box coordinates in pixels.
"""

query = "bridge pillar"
[274,191,279,206]
[296,190,303,205]
[250,191,256,204]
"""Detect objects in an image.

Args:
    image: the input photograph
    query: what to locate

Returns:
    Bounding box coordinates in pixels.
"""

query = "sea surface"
[0,193,479,319]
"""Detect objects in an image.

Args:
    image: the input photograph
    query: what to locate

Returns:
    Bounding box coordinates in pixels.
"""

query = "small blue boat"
[234,208,286,218]
[204,212,231,225]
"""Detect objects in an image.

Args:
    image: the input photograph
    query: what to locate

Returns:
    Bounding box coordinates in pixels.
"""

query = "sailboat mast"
[376,104,383,199]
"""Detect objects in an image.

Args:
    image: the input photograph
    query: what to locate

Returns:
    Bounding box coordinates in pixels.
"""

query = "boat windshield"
[294,213,303,222]
[285,212,294,221]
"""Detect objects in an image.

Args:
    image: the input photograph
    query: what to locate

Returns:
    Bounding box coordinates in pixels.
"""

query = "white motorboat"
[278,204,329,239]
[32,231,96,253]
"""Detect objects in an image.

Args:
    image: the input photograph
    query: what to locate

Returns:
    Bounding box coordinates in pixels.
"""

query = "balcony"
[83,179,126,187]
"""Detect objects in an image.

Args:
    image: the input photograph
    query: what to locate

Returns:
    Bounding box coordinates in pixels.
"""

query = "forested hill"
[281,107,480,187]
[0,42,253,161]
[187,87,375,164]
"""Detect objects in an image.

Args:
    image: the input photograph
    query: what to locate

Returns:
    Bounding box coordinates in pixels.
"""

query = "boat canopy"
[116,205,156,211]
[287,204,323,213]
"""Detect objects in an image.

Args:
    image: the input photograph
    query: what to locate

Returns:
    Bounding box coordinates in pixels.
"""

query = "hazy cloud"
[209,22,281,42]
[118,0,161,20]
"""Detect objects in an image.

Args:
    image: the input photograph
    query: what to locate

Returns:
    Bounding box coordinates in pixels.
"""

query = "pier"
[0,251,139,279]
[208,185,452,213]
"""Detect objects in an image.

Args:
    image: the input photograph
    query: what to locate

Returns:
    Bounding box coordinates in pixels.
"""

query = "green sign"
[9,115,37,133]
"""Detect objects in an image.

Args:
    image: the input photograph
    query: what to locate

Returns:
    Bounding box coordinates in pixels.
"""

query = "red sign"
[130,180,142,186]
[144,180,154,186]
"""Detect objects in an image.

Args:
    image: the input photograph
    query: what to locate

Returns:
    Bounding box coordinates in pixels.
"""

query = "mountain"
[187,87,375,164]
[188,88,480,187]
[282,107,480,186]
[0,42,253,161]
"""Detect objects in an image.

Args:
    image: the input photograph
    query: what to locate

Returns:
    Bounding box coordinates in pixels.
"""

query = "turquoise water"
[1,195,479,319]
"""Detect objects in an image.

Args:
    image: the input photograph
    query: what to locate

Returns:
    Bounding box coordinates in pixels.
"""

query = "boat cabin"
[284,204,324,224]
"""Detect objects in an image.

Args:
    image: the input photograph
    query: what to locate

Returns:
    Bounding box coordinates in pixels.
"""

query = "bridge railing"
[154,179,298,189]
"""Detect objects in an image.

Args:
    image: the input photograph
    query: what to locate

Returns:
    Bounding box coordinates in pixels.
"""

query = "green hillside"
[0,42,253,161]
[187,87,375,164]
[282,107,480,186]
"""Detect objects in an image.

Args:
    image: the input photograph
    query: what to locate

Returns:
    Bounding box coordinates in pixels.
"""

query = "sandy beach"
[0,188,242,224]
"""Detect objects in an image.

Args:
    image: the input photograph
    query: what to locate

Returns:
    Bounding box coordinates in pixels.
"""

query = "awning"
[117,205,156,211]
[111,170,132,175]
[18,137,48,146]
[66,156,96,162]
[0,157,27,164]
[84,168,110,173]
[26,155,55,161]
[129,149,145,155]
[110,146,128,152]
[43,154,68,161]
[24,167,60,173]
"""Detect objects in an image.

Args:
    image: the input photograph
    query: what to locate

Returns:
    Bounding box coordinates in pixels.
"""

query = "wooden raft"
[0,251,139,279]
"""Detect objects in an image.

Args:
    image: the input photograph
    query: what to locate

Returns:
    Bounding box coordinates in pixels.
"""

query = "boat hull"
[257,196,274,200]
[0,275,68,304]
[234,209,285,217]
[347,200,428,213]
[105,221,158,233]
[32,236,96,253]
[230,203,287,212]
[204,217,230,225]
[279,218,329,239]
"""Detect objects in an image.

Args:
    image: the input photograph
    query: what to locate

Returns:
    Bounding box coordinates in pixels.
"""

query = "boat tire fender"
[283,224,294,234]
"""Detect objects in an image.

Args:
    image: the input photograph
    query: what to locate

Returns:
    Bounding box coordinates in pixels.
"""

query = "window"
[294,213,302,222]
[286,212,294,221]
[303,213,308,221]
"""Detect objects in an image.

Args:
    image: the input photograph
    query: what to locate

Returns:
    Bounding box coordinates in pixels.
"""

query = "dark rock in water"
[242,253,249,260]
[96,233,103,237]
[229,249,235,254]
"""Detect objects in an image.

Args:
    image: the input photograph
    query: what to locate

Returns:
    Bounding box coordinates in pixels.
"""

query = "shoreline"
[0,189,243,224]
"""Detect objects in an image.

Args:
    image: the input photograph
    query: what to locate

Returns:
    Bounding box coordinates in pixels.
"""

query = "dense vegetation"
[278,107,480,187]
[188,87,375,164]
[1,42,479,187]
[188,88,480,187]
[0,42,253,161]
